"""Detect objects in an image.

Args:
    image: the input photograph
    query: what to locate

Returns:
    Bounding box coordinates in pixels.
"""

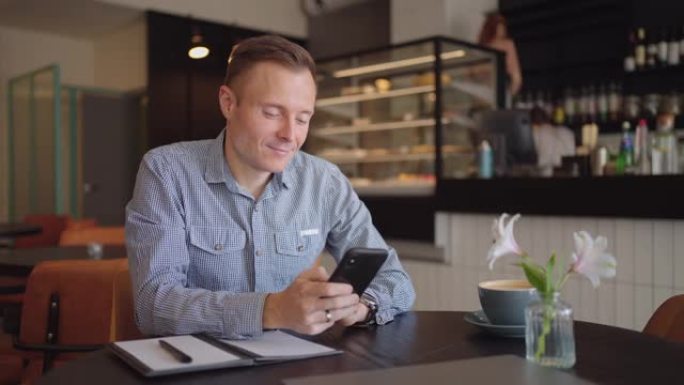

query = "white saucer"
[464,310,526,338]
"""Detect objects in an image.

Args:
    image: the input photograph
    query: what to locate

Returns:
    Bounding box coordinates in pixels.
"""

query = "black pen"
[159,339,193,363]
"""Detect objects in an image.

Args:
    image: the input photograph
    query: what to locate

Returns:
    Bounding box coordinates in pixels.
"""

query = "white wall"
[93,16,147,91]
[392,0,497,43]
[97,0,307,38]
[404,213,684,331]
[0,25,96,221]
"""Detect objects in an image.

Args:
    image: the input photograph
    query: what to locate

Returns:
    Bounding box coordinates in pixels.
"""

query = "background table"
[0,223,42,238]
[35,311,684,385]
[0,245,127,277]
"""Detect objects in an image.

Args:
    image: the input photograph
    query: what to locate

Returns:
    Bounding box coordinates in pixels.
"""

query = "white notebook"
[109,330,342,377]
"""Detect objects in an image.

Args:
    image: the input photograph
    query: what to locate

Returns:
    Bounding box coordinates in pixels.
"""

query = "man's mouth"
[267,145,293,155]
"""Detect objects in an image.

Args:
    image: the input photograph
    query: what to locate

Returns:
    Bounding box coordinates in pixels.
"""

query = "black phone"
[328,247,388,295]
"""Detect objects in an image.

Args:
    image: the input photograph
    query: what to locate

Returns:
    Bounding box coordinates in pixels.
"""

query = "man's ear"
[218,85,237,119]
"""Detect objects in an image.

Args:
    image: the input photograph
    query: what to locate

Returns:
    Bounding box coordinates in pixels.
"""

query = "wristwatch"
[359,296,378,325]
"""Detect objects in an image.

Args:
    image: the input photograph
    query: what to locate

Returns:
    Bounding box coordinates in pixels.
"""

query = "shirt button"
[254,205,259,212]
[214,244,223,251]
[297,245,304,252]
[255,249,262,257]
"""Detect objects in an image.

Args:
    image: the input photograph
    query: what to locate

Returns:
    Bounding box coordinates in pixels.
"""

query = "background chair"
[643,294,684,343]
[64,218,98,231]
[13,258,128,382]
[13,214,69,249]
[110,267,143,341]
[58,226,125,246]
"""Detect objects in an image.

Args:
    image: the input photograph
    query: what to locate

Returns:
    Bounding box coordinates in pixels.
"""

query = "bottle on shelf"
[635,27,647,70]
[478,140,493,179]
[624,30,636,72]
[552,97,565,125]
[564,87,575,125]
[587,84,597,123]
[634,119,651,175]
[653,112,679,174]
[597,83,608,123]
[657,28,669,67]
[679,25,684,64]
[616,121,634,175]
[668,26,680,66]
[608,82,622,123]
[647,30,658,69]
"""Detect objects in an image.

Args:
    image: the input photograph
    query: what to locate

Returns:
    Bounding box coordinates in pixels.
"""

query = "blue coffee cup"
[478,279,535,326]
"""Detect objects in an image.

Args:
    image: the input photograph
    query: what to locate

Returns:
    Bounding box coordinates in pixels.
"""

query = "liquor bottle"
[635,28,647,70]
[608,82,622,122]
[668,26,680,66]
[625,30,636,72]
[587,84,597,123]
[597,83,609,123]
[552,98,565,125]
[680,25,684,64]
[647,30,658,69]
[564,87,575,125]
[634,119,651,175]
[617,121,634,174]
[657,28,669,67]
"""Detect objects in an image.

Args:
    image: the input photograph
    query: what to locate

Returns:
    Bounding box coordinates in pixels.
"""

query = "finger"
[320,305,357,324]
[315,293,359,312]
[298,266,328,282]
[302,281,353,298]
[337,304,366,326]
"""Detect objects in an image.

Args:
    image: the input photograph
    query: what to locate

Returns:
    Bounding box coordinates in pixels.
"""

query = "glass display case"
[307,36,504,196]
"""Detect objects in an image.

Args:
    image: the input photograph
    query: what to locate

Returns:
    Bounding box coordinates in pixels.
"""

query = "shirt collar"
[204,129,293,192]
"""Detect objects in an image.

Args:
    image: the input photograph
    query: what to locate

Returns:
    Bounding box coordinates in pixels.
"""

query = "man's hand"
[263,266,360,335]
[336,302,369,326]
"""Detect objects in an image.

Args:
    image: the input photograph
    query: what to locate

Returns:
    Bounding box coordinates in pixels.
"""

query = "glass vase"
[525,291,576,368]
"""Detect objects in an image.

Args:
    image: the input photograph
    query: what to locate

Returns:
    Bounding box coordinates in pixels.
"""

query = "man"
[126,35,415,339]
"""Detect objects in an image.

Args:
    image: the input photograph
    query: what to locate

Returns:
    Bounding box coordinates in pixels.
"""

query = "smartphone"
[328,247,388,295]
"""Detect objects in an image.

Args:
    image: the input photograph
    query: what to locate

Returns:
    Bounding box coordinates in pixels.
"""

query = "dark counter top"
[437,175,684,218]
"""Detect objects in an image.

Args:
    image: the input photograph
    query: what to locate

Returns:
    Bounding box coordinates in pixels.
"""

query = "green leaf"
[545,253,556,293]
[520,260,546,293]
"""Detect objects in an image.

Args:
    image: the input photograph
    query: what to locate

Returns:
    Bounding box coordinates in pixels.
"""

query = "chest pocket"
[189,226,247,254]
[187,226,248,291]
[275,230,318,257]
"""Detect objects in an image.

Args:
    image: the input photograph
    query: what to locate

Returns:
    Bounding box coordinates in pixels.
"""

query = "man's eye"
[296,119,309,125]
[263,110,279,118]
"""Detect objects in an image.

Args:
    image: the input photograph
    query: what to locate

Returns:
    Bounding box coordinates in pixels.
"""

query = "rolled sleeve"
[323,166,416,324]
[126,152,265,339]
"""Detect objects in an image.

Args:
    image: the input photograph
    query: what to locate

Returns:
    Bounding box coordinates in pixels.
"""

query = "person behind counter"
[530,107,576,176]
[478,12,523,98]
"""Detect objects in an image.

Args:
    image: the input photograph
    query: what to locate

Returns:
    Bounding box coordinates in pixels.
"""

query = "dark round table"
[34,311,684,385]
[0,223,42,238]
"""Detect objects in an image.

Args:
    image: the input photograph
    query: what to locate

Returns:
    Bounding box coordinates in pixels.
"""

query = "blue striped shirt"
[125,130,415,339]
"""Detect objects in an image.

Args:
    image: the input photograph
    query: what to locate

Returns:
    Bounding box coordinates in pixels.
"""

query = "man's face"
[219,61,316,179]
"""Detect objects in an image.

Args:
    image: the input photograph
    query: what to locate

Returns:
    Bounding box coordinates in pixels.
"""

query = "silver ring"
[325,309,332,322]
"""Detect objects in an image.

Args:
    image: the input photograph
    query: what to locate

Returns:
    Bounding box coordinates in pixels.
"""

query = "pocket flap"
[189,226,246,255]
[275,230,312,257]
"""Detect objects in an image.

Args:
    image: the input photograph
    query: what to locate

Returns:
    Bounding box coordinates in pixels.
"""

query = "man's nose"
[278,119,295,141]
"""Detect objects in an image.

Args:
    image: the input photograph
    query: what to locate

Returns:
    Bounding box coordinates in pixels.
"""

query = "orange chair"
[13,214,68,248]
[13,258,128,382]
[643,294,684,343]
[110,267,143,341]
[64,218,98,231]
[58,226,126,246]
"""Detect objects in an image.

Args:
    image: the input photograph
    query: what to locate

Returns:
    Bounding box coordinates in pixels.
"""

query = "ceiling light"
[188,29,210,59]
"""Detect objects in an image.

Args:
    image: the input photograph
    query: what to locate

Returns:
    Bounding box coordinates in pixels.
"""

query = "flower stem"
[534,296,556,361]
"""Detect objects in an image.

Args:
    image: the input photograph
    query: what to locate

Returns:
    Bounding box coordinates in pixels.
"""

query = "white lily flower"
[570,231,617,288]
[486,213,523,270]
